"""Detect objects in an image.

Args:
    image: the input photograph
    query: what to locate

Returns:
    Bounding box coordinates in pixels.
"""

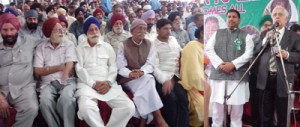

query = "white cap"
[143,5,151,10]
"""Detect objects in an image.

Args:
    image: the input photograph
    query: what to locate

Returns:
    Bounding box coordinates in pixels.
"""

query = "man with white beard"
[104,13,131,54]
[34,18,78,127]
[75,16,135,127]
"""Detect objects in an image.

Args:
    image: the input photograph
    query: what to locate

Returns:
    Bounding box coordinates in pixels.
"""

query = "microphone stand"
[225,30,294,127]
[274,35,293,127]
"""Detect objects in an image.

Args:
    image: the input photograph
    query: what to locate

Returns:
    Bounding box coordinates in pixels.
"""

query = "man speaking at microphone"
[254,6,300,127]
[206,9,254,127]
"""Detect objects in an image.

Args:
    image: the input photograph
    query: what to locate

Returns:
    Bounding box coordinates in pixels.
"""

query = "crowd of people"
[0,0,203,127]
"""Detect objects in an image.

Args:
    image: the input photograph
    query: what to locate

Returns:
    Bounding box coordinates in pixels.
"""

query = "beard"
[147,23,154,31]
[2,33,18,46]
[50,33,63,44]
[27,22,38,30]
[87,33,100,44]
[113,27,123,34]
[77,17,84,24]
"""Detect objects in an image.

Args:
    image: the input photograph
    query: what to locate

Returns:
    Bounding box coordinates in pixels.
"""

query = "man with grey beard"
[34,18,77,127]
[104,13,131,54]
[75,16,135,127]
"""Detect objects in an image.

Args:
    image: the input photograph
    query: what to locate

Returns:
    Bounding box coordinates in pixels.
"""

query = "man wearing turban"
[104,13,131,54]
[19,10,45,39]
[141,10,157,42]
[75,16,135,127]
[69,7,85,39]
[105,5,130,33]
[117,19,168,127]
[34,17,78,127]
[0,13,39,127]
[58,15,77,46]
[93,8,106,35]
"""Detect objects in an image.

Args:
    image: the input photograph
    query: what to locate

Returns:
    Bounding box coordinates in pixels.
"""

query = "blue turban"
[83,16,101,35]
[25,10,38,19]
[4,8,18,16]
[75,7,85,17]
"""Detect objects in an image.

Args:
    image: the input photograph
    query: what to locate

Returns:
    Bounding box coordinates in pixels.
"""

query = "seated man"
[34,18,77,127]
[0,13,39,127]
[104,13,131,54]
[117,19,168,127]
[153,19,189,127]
[75,16,135,127]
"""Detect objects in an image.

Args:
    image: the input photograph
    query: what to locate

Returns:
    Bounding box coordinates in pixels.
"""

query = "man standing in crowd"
[117,19,168,127]
[19,10,45,39]
[206,9,254,127]
[0,13,39,127]
[255,6,300,127]
[34,18,77,127]
[75,16,135,127]
[104,13,131,54]
[153,19,189,127]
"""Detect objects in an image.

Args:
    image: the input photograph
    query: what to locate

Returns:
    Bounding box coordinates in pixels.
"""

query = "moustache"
[91,35,99,38]
[137,33,146,36]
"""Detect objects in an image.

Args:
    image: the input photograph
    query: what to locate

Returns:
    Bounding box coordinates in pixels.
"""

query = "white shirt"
[153,36,181,84]
[104,30,131,54]
[262,27,285,46]
[145,25,157,42]
[75,39,122,101]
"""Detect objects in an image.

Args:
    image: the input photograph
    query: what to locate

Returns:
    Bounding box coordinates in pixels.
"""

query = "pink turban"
[141,10,155,21]
[110,13,126,26]
[0,13,21,31]
[42,18,60,37]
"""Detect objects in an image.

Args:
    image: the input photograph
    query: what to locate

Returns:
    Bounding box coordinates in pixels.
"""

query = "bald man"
[0,13,39,127]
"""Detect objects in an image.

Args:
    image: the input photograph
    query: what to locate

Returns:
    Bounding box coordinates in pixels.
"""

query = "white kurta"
[117,41,163,120]
[75,39,123,101]
[104,30,131,54]
[205,32,254,105]
[145,25,157,42]
[153,36,181,84]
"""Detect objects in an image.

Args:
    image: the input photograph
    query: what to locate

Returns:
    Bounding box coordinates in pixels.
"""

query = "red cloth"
[42,18,60,37]
[110,13,126,26]
[0,13,20,31]
[93,8,104,17]
[58,15,68,28]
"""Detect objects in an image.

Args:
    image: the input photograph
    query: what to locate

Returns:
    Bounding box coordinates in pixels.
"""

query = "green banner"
[203,0,300,41]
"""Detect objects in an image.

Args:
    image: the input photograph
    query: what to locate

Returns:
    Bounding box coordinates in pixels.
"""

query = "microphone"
[267,22,279,31]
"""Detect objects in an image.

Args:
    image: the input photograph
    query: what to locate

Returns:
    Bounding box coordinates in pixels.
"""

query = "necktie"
[269,31,280,72]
